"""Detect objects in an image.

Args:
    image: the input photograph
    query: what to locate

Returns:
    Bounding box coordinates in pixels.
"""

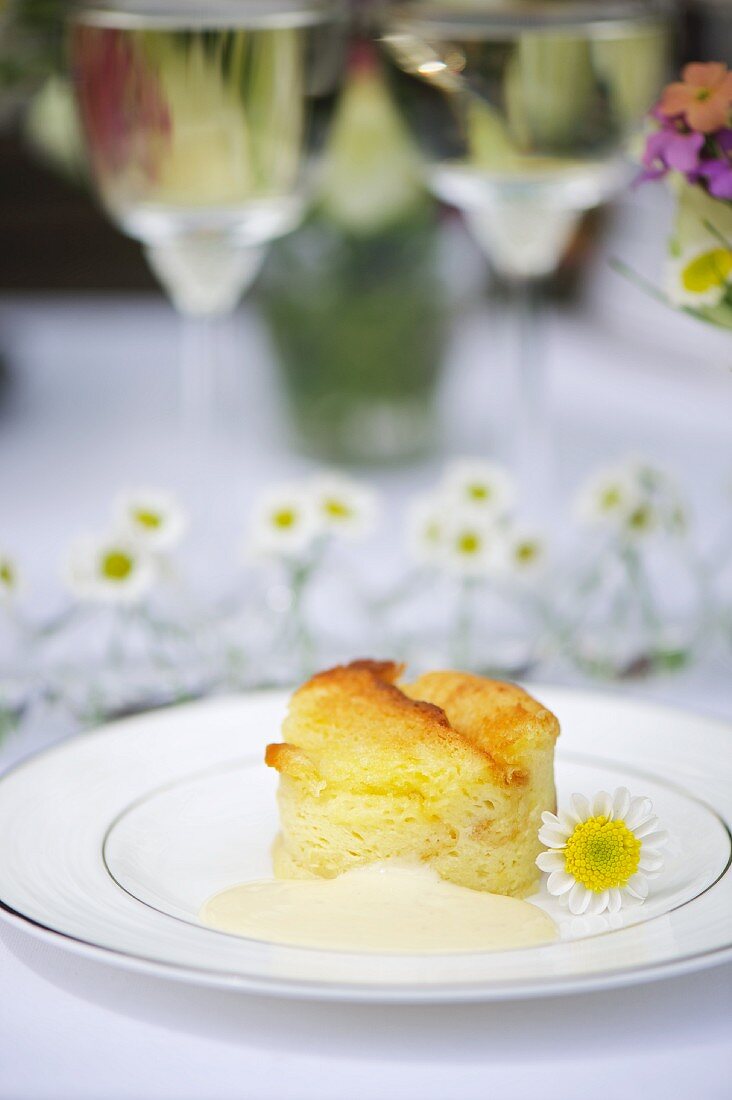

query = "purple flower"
[643,129,705,175]
[716,128,732,154]
[699,158,732,199]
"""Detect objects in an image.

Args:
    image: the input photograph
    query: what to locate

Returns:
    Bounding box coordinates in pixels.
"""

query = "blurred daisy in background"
[309,472,379,541]
[114,488,188,553]
[438,458,515,519]
[574,461,644,532]
[0,554,20,602]
[537,787,668,916]
[502,526,548,582]
[405,493,446,568]
[247,485,322,561]
[438,510,504,580]
[574,457,687,542]
[64,534,156,605]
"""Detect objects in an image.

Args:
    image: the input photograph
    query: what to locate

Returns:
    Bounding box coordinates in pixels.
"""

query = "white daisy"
[537,787,668,916]
[438,509,504,580]
[573,462,647,535]
[308,472,379,541]
[438,458,515,518]
[405,493,446,567]
[247,484,322,561]
[502,526,547,580]
[64,534,156,605]
[574,457,686,541]
[0,553,20,600]
[113,488,188,553]
[665,245,732,309]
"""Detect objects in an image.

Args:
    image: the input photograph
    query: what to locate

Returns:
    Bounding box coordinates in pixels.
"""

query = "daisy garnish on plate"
[537,788,668,916]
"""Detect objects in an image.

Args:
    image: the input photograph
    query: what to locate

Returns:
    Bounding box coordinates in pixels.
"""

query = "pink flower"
[659,62,732,134]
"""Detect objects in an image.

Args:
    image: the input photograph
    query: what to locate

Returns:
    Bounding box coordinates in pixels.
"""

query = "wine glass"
[379,0,671,519]
[69,0,347,434]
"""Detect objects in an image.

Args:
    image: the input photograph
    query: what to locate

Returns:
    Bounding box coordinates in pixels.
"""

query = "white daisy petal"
[536,851,566,873]
[592,790,614,820]
[538,826,568,849]
[612,787,632,820]
[568,882,592,915]
[547,871,575,897]
[625,796,653,830]
[641,829,669,851]
[626,873,649,900]
[607,888,623,914]
[633,816,661,839]
[558,806,582,832]
[571,793,591,821]
[541,811,560,828]
[587,890,609,916]
[639,853,665,874]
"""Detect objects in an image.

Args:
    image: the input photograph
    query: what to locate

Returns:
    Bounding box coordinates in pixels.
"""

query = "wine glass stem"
[180,314,218,440]
[513,279,553,524]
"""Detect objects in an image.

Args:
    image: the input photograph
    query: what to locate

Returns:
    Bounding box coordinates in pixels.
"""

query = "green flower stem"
[621,542,660,634]
[452,578,477,670]
[559,547,614,665]
[288,560,316,679]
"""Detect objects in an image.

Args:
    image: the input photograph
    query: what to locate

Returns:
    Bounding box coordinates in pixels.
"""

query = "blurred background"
[0,0,731,757]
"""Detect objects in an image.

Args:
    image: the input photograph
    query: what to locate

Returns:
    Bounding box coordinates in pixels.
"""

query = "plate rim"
[2,684,732,1003]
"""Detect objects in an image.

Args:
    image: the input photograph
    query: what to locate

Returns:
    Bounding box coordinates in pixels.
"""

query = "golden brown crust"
[403,671,559,787]
[265,660,559,790]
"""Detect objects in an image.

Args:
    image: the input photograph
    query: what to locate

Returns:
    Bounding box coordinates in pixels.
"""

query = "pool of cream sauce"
[199,862,557,954]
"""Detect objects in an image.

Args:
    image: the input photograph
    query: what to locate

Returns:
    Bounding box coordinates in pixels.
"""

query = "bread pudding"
[265,660,559,897]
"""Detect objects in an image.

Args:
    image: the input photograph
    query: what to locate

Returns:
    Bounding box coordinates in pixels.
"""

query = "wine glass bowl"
[379,0,671,519]
[71,0,347,316]
[69,0,347,435]
[381,0,671,279]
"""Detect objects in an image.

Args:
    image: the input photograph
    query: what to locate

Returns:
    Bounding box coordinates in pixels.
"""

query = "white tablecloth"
[1,197,731,1099]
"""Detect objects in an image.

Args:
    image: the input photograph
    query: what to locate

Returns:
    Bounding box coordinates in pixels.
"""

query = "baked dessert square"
[265,660,559,897]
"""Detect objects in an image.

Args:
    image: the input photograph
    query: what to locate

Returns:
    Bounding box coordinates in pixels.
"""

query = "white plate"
[0,686,730,1003]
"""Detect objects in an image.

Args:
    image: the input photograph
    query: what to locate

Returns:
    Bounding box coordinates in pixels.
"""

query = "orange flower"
[660,62,732,133]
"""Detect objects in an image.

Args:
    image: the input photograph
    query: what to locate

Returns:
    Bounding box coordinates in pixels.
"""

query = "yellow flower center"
[467,483,491,502]
[134,509,163,530]
[101,550,134,582]
[0,560,14,588]
[564,816,641,892]
[457,532,481,555]
[323,498,352,520]
[515,540,539,564]
[627,504,654,532]
[682,249,732,294]
[600,485,622,511]
[272,508,297,530]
